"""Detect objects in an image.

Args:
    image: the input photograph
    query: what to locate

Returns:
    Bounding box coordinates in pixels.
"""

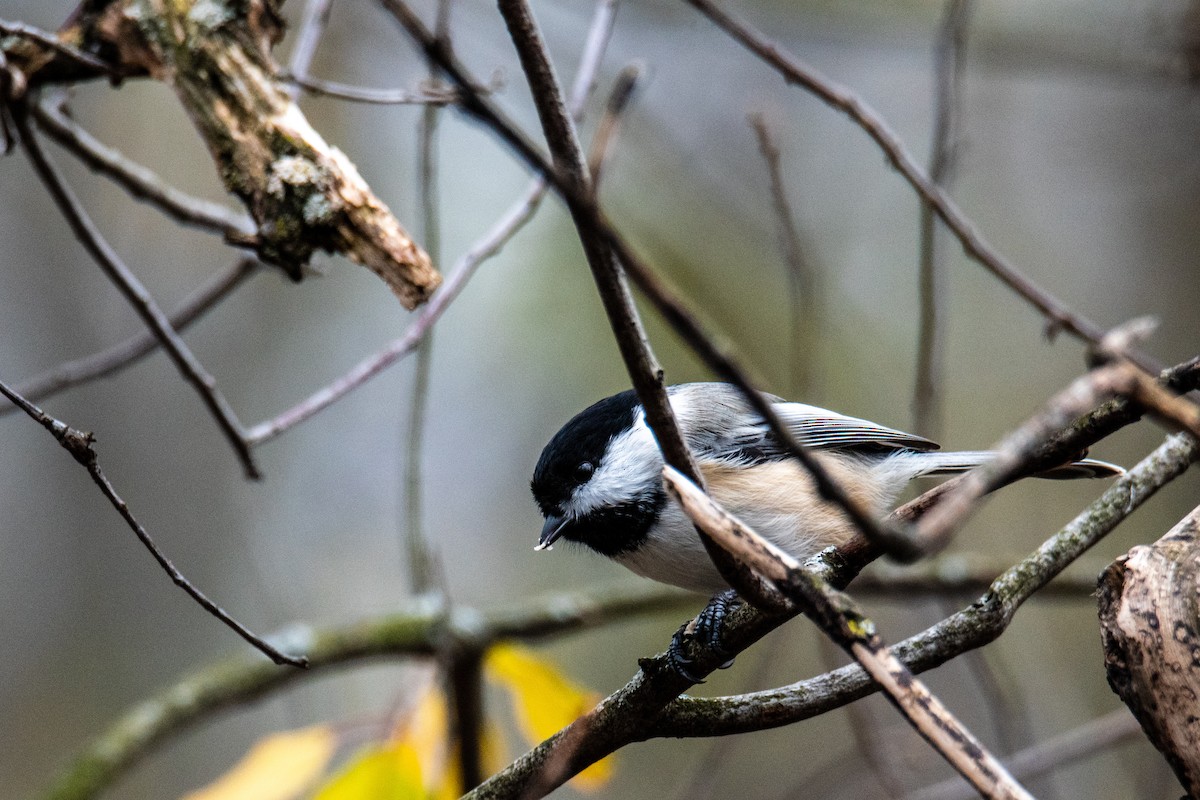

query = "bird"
[530,382,1122,594]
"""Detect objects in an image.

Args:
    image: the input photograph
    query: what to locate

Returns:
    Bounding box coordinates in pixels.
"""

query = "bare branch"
[39,584,690,800]
[748,112,817,395]
[284,73,462,105]
[0,258,259,417]
[56,0,441,307]
[586,63,643,187]
[684,0,1162,376]
[663,465,1033,799]
[907,710,1144,800]
[652,431,1199,740]
[246,0,622,445]
[914,0,974,438]
[0,19,116,77]
[13,107,261,478]
[285,0,336,101]
[906,359,1200,560]
[31,97,254,238]
[853,554,1105,599]
[0,377,304,668]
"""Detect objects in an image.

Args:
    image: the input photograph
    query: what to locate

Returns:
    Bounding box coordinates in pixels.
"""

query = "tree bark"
[1098,503,1200,798]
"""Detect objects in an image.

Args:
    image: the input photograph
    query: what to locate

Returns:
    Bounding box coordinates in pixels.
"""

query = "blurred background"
[2,0,1199,797]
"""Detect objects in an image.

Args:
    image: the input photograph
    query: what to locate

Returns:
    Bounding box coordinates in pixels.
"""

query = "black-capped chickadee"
[531,382,1121,593]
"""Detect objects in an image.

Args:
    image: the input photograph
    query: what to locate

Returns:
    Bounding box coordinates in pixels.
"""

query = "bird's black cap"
[530,388,640,516]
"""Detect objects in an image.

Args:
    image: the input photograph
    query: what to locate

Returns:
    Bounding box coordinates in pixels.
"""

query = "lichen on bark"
[35,0,441,308]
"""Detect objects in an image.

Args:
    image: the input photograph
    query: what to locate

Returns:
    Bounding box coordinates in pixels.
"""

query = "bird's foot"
[667,589,742,683]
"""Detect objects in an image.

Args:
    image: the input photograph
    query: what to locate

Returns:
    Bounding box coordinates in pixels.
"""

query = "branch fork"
[13,0,442,308]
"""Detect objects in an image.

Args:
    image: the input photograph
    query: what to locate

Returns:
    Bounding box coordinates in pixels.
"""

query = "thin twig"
[14,106,261,478]
[284,73,462,105]
[684,0,1161,378]
[0,259,260,416]
[910,359,1200,560]
[585,62,643,187]
[652,431,1200,739]
[247,0,620,445]
[913,0,974,439]
[382,0,912,572]
[0,378,304,667]
[905,710,1144,800]
[852,555,1102,598]
[403,0,451,599]
[31,97,254,238]
[285,0,336,101]
[0,19,116,75]
[748,112,816,395]
[663,466,1032,800]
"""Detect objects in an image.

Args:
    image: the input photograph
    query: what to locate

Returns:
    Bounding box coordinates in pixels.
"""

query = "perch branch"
[663,466,1032,800]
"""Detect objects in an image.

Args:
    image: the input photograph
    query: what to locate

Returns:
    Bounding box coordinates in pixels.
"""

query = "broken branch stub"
[1097,504,1200,796]
[62,0,441,308]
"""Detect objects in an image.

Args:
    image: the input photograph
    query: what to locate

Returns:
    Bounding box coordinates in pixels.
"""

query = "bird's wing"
[668,383,939,463]
[770,402,940,452]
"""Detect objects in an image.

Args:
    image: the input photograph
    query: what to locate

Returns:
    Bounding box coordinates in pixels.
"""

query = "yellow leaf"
[310,742,426,800]
[485,644,614,791]
[181,725,336,800]
[397,684,450,781]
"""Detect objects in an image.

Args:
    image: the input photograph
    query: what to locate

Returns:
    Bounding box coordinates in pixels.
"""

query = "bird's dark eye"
[573,461,595,481]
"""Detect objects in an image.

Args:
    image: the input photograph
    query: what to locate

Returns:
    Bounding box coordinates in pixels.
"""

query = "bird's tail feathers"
[907,450,1124,480]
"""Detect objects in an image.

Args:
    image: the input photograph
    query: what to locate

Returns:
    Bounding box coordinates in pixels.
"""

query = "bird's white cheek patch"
[565,417,661,517]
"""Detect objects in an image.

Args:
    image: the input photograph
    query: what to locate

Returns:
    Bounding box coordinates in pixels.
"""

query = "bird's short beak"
[535,514,569,551]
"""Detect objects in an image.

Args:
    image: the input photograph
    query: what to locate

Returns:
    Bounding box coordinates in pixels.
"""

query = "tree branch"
[913,0,974,438]
[13,107,261,478]
[0,377,304,669]
[663,466,1032,799]
[51,0,441,307]
[651,431,1198,739]
[683,0,1155,369]
[0,258,259,417]
[31,96,254,239]
[38,584,690,800]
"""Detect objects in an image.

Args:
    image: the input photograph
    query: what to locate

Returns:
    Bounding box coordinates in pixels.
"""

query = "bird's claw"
[666,589,742,682]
